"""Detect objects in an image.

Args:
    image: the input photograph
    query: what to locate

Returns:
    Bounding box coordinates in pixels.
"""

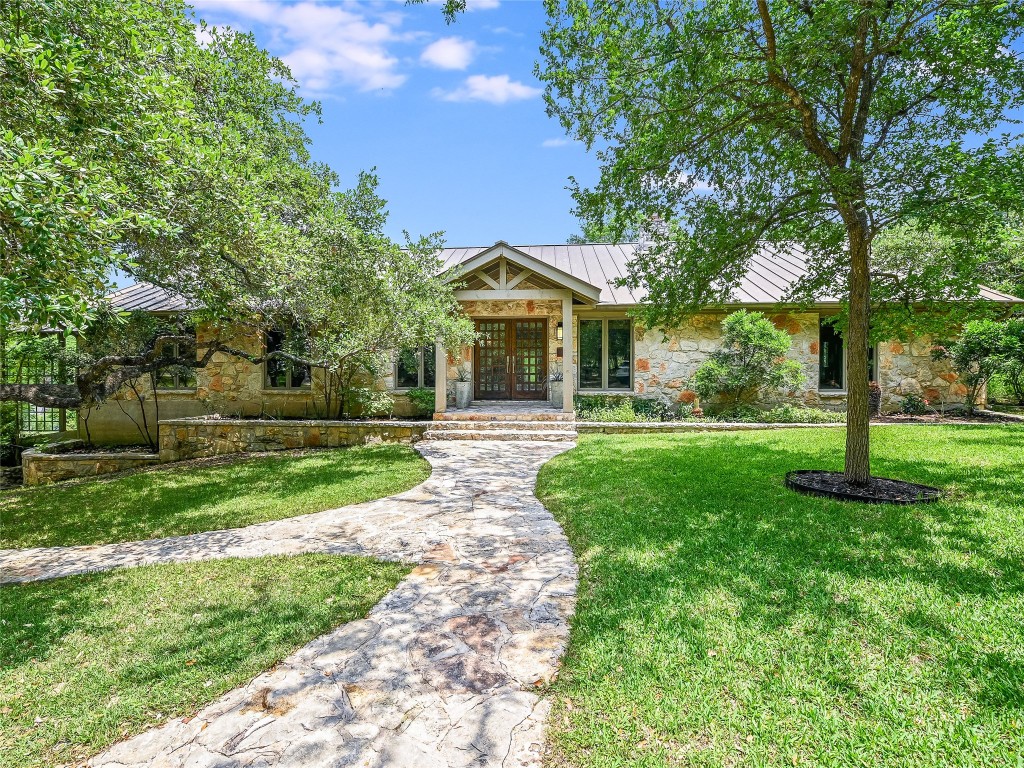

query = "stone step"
[422,428,577,442]
[433,412,575,422]
[428,420,574,431]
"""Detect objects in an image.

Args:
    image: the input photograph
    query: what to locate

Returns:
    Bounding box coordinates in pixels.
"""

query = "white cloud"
[420,37,477,70]
[433,74,541,104]
[541,138,574,148]
[190,0,407,94]
[465,0,500,10]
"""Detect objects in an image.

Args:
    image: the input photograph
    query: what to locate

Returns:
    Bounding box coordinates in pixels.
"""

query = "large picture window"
[818,320,877,391]
[265,329,311,389]
[578,318,632,390]
[395,346,436,389]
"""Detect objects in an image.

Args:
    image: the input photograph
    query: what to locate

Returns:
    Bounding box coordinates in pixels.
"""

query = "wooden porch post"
[562,294,574,413]
[434,342,447,414]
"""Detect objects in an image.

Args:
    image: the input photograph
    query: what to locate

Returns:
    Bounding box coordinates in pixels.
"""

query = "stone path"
[0,441,577,768]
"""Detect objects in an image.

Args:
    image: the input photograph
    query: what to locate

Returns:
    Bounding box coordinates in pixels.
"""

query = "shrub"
[574,394,673,422]
[899,392,930,415]
[405,387,435,417]
[691,310,805,405]
[932,319,1012,413]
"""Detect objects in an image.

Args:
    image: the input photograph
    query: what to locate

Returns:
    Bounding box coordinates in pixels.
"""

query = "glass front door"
[473,319,547,400]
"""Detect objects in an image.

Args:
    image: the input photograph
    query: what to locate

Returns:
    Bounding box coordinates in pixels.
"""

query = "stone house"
[86,241,1022,443]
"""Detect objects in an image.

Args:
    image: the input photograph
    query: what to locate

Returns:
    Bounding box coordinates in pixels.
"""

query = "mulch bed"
[786,470,942,505]
[873,410,1023,424]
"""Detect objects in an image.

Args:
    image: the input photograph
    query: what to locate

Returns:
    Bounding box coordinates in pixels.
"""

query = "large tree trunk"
[845,224,872,485]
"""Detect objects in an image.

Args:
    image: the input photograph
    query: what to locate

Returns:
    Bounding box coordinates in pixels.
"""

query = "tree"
[1,0,332,331]
[1,1,472,415]
[690,310,805,407]
[539,1,1024,484]
[266,173,475,418]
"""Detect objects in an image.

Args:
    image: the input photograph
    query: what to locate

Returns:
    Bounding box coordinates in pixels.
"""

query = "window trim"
[393,345,436,391]
[578,317,633,391]
[818,318,878,392]
[155,338,197,391]
[264,329,311,390]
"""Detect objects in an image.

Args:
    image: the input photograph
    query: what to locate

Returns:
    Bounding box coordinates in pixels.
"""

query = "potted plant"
[868,380,882,417]
[549,371,564,407]
[454,363,473,409]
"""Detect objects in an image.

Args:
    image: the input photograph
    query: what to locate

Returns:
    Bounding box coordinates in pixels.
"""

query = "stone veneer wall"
[595,311,969,413]
[83,322,420,444]
[876,336,970,411]
[22,440,160,486]
[159,418,429,462]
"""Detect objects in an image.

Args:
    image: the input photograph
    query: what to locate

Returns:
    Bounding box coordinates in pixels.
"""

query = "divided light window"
[396,346,436,389]
[818,319,876,391]
[265,329,311,389]
[155,335,197,390]
[578,318,632,390]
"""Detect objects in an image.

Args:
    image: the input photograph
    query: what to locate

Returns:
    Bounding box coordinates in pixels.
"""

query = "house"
[86,240,1022,444]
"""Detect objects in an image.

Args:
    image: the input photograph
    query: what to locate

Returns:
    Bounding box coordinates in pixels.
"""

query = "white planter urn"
[549,381,564,407]
[455,380,473,409]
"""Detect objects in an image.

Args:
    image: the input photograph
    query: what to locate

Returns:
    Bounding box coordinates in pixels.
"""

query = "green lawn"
[536,426,1024,768]
[0,554,409,768]
[1,445,430,549]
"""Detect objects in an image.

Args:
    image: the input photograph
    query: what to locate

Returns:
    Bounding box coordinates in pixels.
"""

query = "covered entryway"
[433,241,604,414]
[474,319,547,400]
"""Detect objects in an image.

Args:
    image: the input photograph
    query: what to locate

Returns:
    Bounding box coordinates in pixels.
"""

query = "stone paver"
[0,441,576,768]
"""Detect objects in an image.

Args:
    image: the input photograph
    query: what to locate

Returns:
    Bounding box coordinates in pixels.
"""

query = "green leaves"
[539,0,1024,321]
[690,310,806,405]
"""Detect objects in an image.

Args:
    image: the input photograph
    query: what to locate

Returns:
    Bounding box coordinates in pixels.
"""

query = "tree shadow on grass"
[1,445,428,548]
[538,427,1024,729]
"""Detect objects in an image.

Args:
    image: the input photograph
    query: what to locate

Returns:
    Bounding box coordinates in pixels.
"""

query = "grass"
[536,425,1024,768]
[0,554,409,768]
[0,445,430,549]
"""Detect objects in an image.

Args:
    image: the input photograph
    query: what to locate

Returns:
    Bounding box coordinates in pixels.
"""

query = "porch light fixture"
[556,321,564,341]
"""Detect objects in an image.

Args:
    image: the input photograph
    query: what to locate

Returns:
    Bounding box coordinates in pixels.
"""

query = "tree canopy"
[1,0,473,412]
[539,0,1024,483]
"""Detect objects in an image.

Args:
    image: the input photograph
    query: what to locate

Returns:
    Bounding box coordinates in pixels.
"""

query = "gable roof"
[107,241,1024,312]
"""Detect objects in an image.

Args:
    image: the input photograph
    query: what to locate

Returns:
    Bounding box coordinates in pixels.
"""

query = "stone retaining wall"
[22,440,160,486]
[159,418,430,462]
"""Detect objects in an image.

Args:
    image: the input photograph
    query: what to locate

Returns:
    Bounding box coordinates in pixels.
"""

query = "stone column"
[434,343,447,414]
[562,295,574,413]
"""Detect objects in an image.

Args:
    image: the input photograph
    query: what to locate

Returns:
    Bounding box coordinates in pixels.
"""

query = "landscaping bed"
[537,425,1024,768]
[1,444,430,549]
[0,554,409,768]
[21,440,160,486]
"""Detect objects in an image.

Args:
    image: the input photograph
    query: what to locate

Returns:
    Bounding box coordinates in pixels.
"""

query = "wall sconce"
[556,321,564,341]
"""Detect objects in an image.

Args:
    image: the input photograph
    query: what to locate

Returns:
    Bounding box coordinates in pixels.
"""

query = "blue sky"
[191,0,593,247]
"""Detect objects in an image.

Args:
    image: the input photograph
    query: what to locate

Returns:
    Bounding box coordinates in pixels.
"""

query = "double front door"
[474,319,547,400]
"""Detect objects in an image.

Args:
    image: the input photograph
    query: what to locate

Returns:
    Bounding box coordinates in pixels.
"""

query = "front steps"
[423,402,577,441]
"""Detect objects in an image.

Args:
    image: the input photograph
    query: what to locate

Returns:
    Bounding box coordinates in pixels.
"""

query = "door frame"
[472,317,548,400]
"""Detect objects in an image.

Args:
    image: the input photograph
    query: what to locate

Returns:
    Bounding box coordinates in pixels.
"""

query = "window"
[395,345,436,389]
[818,320,877,390]
[819,321,845,390]
[155,337,197,390]
[578,318,632,390]
[265,329,311,389]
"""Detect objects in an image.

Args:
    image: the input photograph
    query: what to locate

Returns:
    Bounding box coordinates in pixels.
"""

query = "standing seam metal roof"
[108,242,1023,311]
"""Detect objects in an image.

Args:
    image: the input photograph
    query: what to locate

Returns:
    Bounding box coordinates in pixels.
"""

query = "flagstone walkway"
[0,441,577,768]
